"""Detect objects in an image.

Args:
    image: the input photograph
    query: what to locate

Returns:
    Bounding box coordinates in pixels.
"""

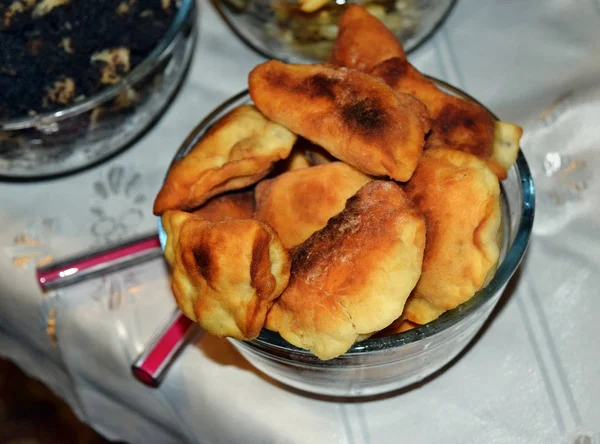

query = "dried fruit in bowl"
[249,60,430,182]
[162,210,291,340]
[402,149,502,325]
[254,162,371,249]
[266,181,426,360]
[153,105,297,215]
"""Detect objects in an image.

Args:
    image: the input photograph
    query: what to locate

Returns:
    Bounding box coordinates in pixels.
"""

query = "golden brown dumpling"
[329,4,406,72]
[304,145,336,166]
[271,144,313,176]
[192,190,255,222]
[403,148,502,324]
[162,210,291,340]
[249,60,430,182]
[270,138,337,175]
[294,137,336,167]
[284,148,313,171]
[266,181,426,360]
[375,318,420,337]
[254,162,371,249]
[153,105,297,215]
[371,57,522,179]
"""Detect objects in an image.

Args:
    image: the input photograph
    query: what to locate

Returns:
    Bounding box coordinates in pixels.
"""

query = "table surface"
[2,1,600,443]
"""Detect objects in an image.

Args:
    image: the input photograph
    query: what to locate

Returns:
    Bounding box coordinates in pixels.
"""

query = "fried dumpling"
[329,4,406,72]
[371,57,522,179]
[266,181,426,360]
[162,210,291,340]
[192,190,255,222]
[402,148,502,324]
[284,147,313,171]
[254,162,371,249]
[370,57,448,115]
[249,60,430,182]
[271,138,337,175]
[295,137,336,167]
[153,105,297,215]
[270,143,313,176]
[375,318,420,337]
[304,144,336,166]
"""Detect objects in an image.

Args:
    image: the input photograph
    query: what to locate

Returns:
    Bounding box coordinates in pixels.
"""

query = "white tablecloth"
[1,0,600,442]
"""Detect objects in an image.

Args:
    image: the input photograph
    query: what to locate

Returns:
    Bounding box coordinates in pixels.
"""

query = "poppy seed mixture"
[0,0,178,120]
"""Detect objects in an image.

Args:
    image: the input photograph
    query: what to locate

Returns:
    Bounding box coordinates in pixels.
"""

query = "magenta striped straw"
[35,232,198,387]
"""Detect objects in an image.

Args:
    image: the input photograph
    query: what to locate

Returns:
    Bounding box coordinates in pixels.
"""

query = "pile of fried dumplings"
[153,5,523,360]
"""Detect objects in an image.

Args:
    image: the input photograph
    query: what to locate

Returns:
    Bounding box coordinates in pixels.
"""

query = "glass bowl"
[157,79,535,397]
[213,0,457,63]
[0,0,197,180]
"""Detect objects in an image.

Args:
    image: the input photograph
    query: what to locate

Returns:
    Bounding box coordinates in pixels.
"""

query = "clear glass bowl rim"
[157,76,536,356]
[0,0,196,131]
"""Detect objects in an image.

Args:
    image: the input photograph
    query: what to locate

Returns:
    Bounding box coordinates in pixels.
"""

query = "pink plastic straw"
[131,311,197,387]
[36,233,161,291]
[36,231,198,387]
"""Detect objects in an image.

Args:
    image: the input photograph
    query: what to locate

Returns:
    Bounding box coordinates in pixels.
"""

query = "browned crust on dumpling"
[371,57,519,179]
[254,162,371,249]
[193,190,255,222]
[249,61,430,182]
[163,210,291,340]
[329,4,406,72]
[153,105,297,215]
[266,181,426,359]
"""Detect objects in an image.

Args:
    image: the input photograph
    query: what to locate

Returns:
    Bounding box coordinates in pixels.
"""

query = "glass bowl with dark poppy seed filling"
[157,77,535,398]
[0,0,196,179]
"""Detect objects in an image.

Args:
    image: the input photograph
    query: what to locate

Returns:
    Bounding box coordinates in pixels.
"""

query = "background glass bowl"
[213,0,457,63]
[0,0,197,180]
[157,79,535,397]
